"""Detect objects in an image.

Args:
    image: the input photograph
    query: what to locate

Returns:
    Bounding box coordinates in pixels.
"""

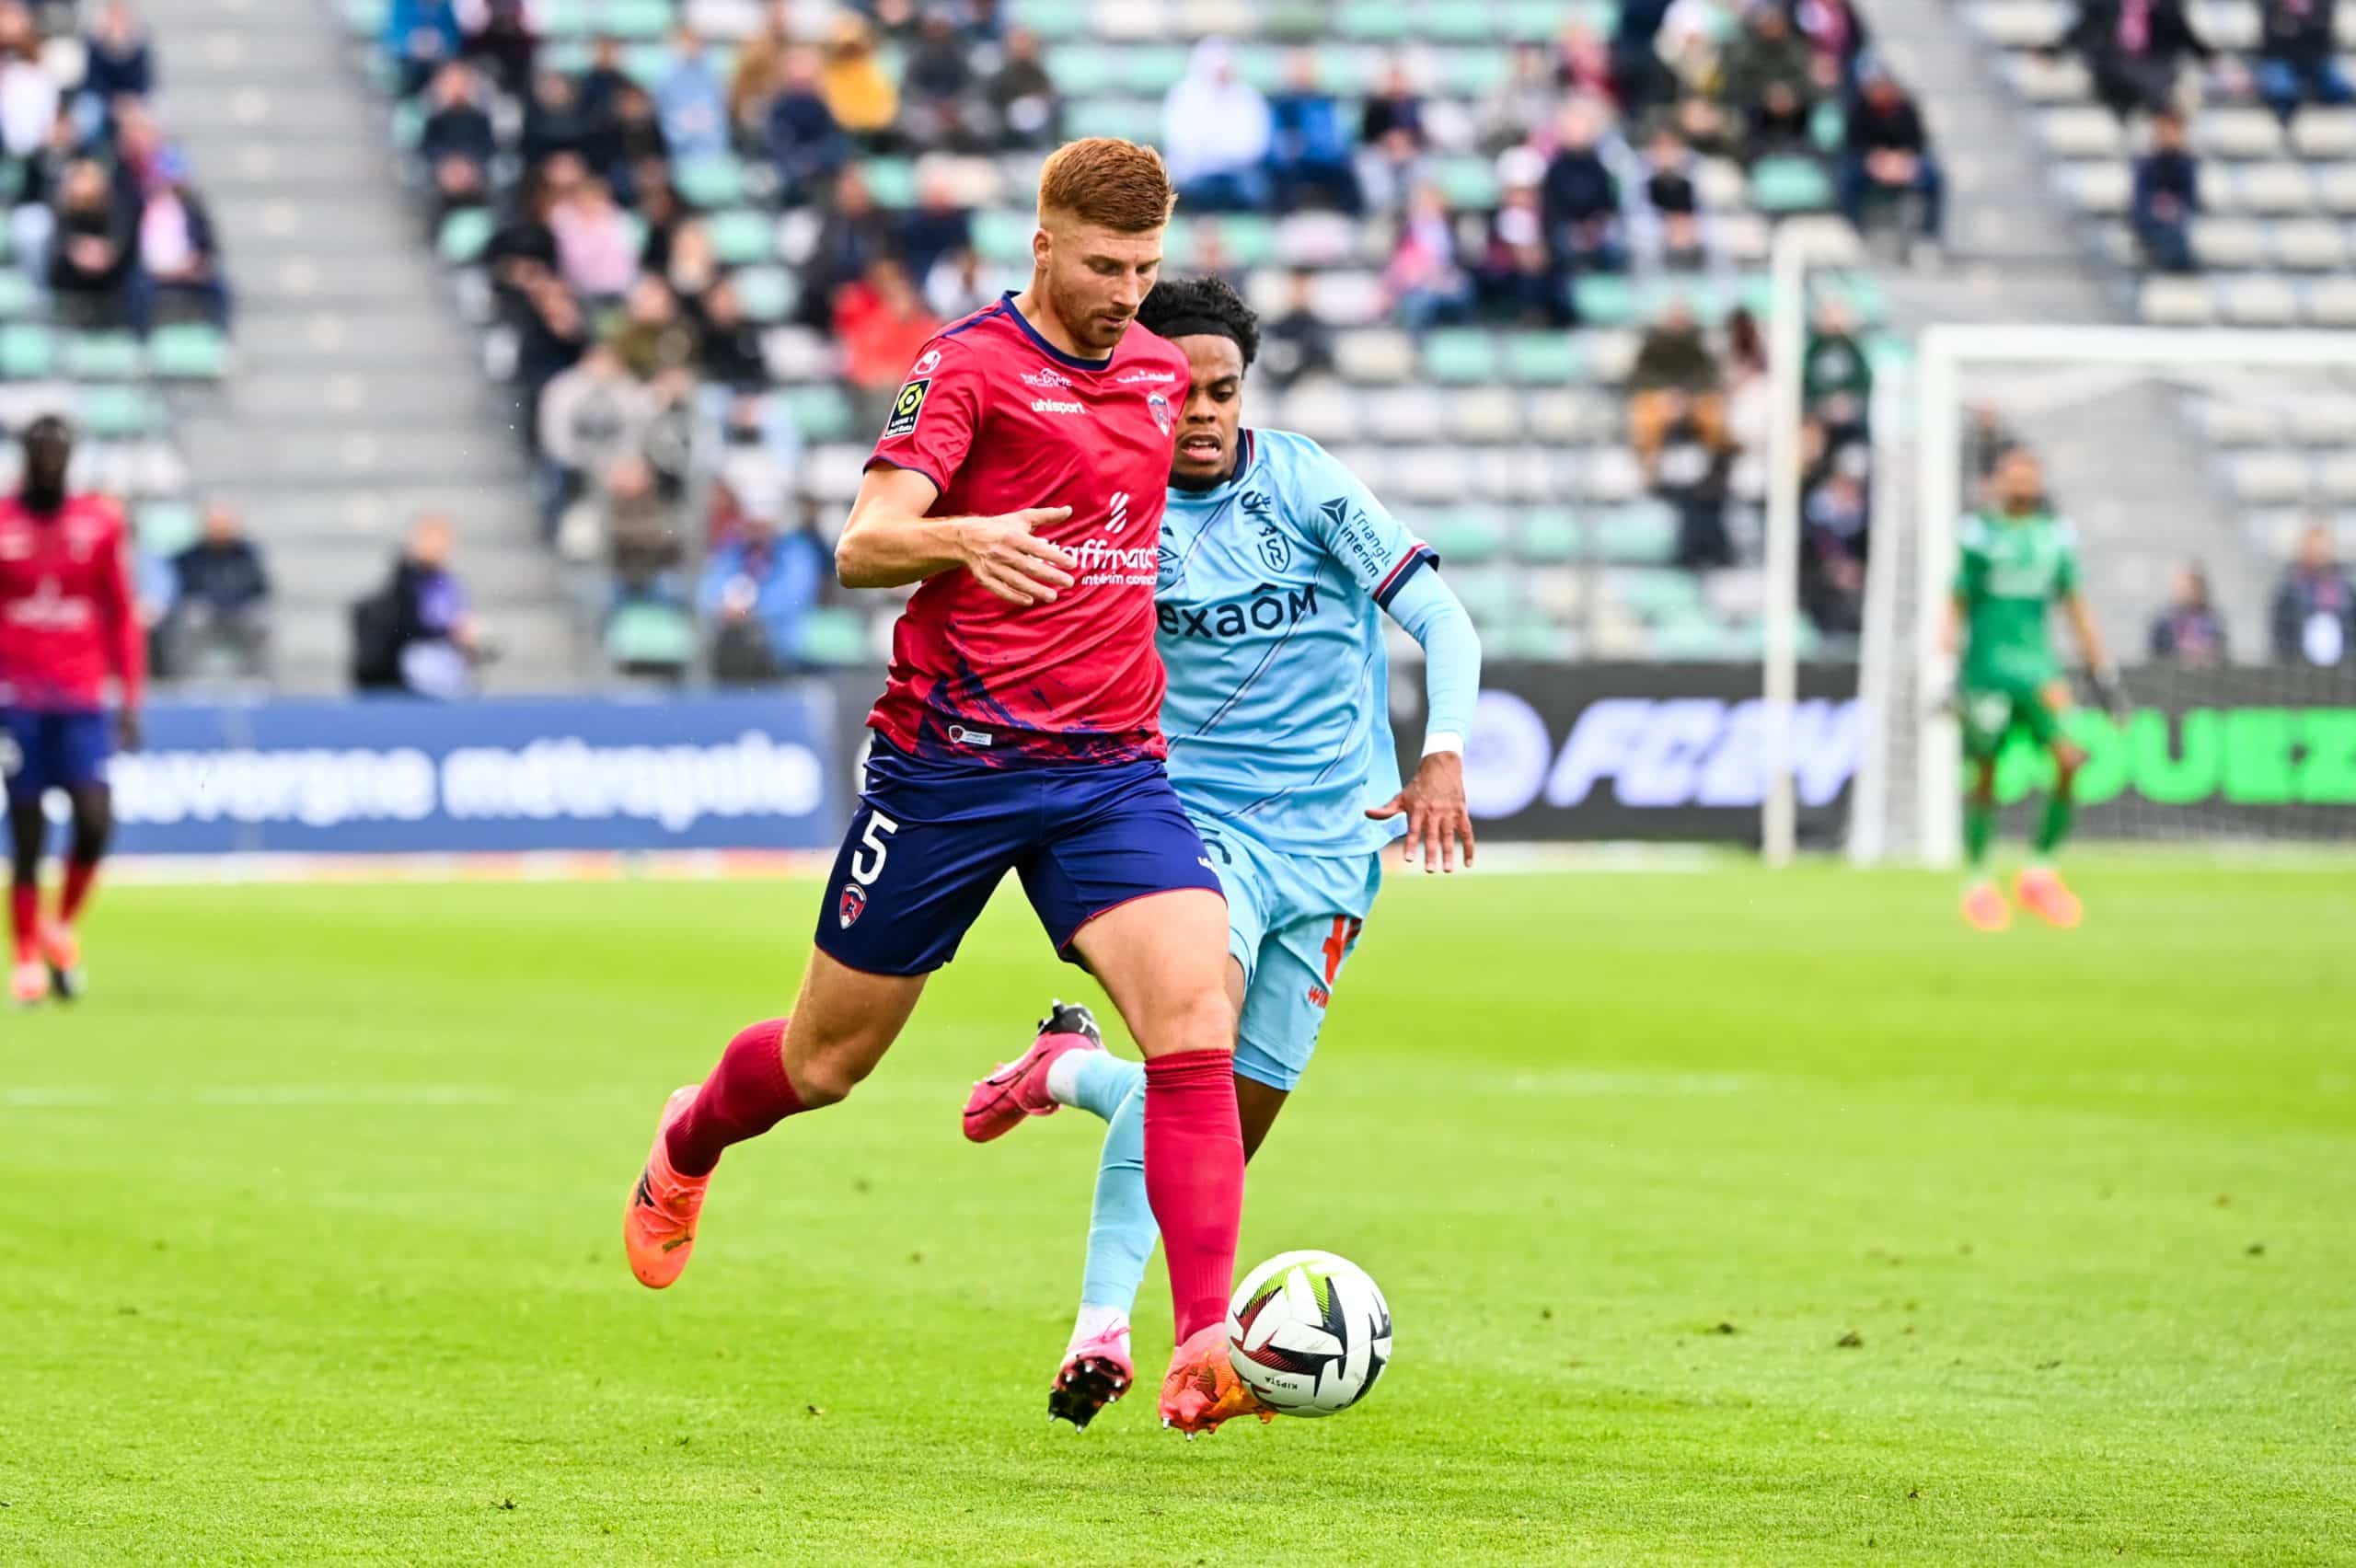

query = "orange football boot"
[1960,880,2011,932]
[2015,867,2083,928]
[624,1085,709,1289]
[1160,1323,1276,1437]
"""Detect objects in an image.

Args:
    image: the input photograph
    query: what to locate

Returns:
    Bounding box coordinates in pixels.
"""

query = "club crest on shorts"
[1147,391,1172,435]
[838,882,868,928]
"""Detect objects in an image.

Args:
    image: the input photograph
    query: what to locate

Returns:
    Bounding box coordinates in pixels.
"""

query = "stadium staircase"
[1960,0,2356,629]
[141,0,584,692]
[1863,0,2263,640]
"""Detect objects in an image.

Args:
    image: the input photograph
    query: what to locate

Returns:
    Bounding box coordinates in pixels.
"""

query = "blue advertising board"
[108,692,847,856]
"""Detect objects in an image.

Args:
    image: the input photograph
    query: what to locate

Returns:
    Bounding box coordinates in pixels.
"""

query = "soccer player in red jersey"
[623,140,1252,1432]
[0,416,144,1006]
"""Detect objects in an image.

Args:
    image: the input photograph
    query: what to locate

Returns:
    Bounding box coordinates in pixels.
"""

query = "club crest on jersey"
[837,882,868,928]
[1256,524,1291,572]
[884,378,930,438]
[1147,391,1172,435]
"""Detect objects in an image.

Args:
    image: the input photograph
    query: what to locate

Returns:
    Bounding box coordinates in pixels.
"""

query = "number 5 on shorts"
[850,811,900,885]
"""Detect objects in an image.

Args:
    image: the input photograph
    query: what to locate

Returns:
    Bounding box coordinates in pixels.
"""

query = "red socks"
[8,883,33,963]
[1142,1048,1245,1343]
[665,1018,803,1178]
[59,859,98,925]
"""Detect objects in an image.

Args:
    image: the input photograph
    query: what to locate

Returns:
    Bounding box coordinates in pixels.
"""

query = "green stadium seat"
[602,0,670,37]
[1015,0,1088,40]
[341,0,387,36]
[1423,509,1507,565]
[1047,44,1118,96]
[1424,329,1499,385]
[707,208,775,266]
[1442,48,1513,97]
[0,271,31,319]
[1649,608,1741,659]
[1749,156,1834,213]
[1514,510,1582,564]
[622,43,666,84]
[1809,99,1847,154]
[783,384,854,443]
[1824,272,1888,325]
[64,332,142,381]
[1232,51,1286,93]
[675,155,748,209]
[1497,614,1573,659]
[796,606,872,666]
[147,324,229,380]
[0,325,51,379]
[80,386,154,438]
[1590,504,1677,565]
[1338,0,1410,40]
[1639,276,1727,325]
[606,603,697,670]
[1422,5,1498,42]
[390,99,423,151]
[439,207,495,265]
[1573,275,1635,327]
[1615,569,1703,619]
[1502,331,1580,384]
[1262,0,1325,40]
[1066,98,1161,144]
[974,208,1036,266]
[1116,45,1190,96]
[860,157,918,208]
[1431,156,1499,211]
[1448,571,1520,626]
[732,265,795,323]
[1211,213,1276,268]
[1500,0,1573,40]
[540,0,592,37]
[135,500,200,557]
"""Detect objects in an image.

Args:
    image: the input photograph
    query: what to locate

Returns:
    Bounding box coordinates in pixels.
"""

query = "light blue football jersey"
[1155,428,1438,859]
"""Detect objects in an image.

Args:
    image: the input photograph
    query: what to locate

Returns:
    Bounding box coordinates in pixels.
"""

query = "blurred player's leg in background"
[2018,700,2085,928]
[1960,755,2008,931]
[8,791,47,1004]
[626,951,925,1288]
[43,781,111,997]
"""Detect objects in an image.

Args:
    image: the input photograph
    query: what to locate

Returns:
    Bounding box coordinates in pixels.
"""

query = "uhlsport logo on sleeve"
[884,378,930,438]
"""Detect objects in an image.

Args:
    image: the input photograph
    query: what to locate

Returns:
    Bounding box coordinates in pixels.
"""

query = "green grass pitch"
[2,860,2352,1564]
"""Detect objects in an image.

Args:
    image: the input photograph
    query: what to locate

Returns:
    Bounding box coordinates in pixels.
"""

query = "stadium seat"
[1513,510,1582,564]
[80,386,154,438]
[731,265,796,322]
[439,207,495,266]
[135,500,201,556]
[782,383,854,442]
[1423,329,1499,385]
[2139,276,2215,325]
[1047,43,1119,95]
[1116,44,1190,95]
[2220,274,2299,325]
[1430,157,1500,211]
[1502,331,1580,384]
[1335,329,1415,382]
[1337,0,1409,40]
[0,272,32,319]
[147,324,229,380]
[796,605,874,665]
[1573,275,1635,328]
[675,155,749,209]
[1441,47,1512,97]
[1016,0,1089,40]
[2192,215,2266,268]
[1590,502,1677,565]
[708,208,777,266]
[1066,97,1160,144]
[0,323,50,379]
[2305,277,2356,325]
[1421,508,1505,564]
[2290,110,2356,159]
[64,332,142,381]
[860,157,918,208]
[1748,156,1833,213]
[1445,387,1522,442]
[606,602,697,671]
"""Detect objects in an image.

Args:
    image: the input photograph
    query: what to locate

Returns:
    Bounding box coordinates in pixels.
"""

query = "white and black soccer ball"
[1225,1250,1392,1416]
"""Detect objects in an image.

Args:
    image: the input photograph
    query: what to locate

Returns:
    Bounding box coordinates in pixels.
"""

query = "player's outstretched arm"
[835,467,1078,606]
[2062,593,2127,714]
[1368,565,1482,873]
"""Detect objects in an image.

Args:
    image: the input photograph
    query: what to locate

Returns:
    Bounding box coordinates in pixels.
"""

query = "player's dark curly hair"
[1137,275,1259,371]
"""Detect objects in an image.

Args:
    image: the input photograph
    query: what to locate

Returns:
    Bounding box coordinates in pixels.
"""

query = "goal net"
[1844,326,2356,866]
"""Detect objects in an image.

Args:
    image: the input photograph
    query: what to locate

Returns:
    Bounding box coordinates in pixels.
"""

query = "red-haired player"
[0,416,144,1005]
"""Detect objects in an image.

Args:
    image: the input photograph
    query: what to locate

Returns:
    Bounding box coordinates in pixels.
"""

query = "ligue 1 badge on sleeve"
[1148,391,1172,435]
[884,378,930,439]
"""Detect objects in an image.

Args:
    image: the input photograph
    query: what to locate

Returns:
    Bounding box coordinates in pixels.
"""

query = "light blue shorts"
[1191,818,1382,1092]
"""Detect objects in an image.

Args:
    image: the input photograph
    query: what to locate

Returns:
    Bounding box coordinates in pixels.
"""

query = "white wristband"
[1421,731,1463,758]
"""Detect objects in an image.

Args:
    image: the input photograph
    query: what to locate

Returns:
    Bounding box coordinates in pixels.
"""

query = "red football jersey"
[0,493,144,712]
[862,293,1188,765]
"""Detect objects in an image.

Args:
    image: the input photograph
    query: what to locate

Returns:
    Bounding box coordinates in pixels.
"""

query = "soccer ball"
[1225,1250,1392,1416]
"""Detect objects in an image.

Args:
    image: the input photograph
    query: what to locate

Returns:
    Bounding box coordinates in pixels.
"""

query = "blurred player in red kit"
[622,139,1260,1433]
[0,416,143,1006]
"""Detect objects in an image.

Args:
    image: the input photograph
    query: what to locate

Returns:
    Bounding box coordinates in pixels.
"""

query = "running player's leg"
[5,711,52,1004]
[44,715,116,993]
[2017,681,2085,926]
[625,744,1015,1287]
[1958,691,2009,931]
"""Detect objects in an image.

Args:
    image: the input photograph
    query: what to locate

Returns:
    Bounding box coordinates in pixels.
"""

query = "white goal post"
[1763,269,2356,865]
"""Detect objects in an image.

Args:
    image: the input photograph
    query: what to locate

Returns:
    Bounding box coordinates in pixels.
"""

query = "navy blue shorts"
[815,735,1223,976]
[1,709,111,802]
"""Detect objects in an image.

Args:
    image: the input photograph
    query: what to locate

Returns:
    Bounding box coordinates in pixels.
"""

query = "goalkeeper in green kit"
[1942,447,2121,931]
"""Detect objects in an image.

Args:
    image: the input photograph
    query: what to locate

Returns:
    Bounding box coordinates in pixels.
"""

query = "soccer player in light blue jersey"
[959,277,1484,1431]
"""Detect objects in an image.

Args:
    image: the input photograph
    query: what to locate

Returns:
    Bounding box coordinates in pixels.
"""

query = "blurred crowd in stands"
[0,0,229,333]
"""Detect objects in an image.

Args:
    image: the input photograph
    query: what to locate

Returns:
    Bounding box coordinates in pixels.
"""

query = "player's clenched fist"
[959,507,1077,606]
